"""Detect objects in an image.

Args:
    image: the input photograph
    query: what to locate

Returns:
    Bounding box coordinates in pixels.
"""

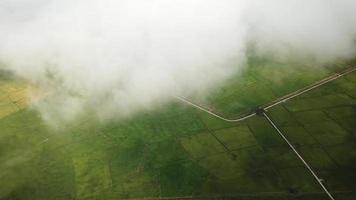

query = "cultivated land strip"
[1,66,355,199]
[177,66,356,122]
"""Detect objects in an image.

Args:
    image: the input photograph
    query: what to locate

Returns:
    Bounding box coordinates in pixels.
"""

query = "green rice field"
[1,59,356,200]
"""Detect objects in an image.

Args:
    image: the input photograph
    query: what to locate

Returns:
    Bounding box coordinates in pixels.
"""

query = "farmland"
[0,59,356,200]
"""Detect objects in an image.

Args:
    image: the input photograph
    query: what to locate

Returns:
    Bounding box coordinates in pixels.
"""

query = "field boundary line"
[177,66,356,122]
[122,190,356,200]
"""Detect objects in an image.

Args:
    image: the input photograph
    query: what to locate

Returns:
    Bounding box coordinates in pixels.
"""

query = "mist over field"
[0,0,355,123]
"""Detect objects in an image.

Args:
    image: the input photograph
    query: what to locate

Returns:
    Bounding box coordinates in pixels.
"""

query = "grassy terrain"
[0,62,356,200]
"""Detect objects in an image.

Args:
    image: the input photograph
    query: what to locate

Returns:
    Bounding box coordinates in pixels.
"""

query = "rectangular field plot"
[213,125,258,150]
[303,122,351,146]
[180,132,226,159]
[246,116,286,147]
[279,125,317,146]
[197,147,265,180]
[284,94,356,112]
[264,146,303,169]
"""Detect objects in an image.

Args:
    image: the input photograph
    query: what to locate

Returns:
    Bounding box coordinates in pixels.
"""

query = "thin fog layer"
[0,0,355,123]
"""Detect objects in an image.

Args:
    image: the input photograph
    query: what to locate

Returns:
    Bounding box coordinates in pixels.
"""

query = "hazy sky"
[0,0,355,123]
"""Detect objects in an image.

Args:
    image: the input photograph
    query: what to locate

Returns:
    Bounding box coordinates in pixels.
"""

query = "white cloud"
[0,0,355,123]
